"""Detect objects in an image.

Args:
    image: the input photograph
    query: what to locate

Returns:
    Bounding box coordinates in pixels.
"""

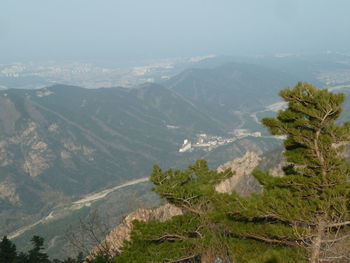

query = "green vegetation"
[108,83,350,262]
[225,82,350,262]
[115,160,232,263]
[0,235,83,263]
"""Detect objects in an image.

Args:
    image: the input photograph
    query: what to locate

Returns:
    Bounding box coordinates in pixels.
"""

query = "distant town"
[178,128,288,153]
[179,129,263,153]
[0,55,216,90]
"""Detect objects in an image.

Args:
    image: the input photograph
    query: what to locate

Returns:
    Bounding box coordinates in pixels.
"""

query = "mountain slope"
[165,62,300,111]
[0,83,239,236]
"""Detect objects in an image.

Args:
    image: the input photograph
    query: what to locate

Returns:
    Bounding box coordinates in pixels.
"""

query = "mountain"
[188,53,346,86]
[0,83,242,236]
[165,62,300,112]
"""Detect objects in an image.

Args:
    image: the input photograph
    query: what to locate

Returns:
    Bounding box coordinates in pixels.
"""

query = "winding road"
[8,177,149,239]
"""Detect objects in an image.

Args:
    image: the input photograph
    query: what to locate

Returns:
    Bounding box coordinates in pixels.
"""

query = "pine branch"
[166,254,199,263]
[321,234,350,243]
[154,234,187,241]
[327,221,350,228]
[244,233,300,247]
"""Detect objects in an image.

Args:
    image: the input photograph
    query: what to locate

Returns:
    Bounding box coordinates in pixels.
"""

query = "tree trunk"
[201,250,214,263]
[310,221,325,263]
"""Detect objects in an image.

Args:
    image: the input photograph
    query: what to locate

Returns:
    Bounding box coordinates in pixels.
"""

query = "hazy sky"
[1,0,350,63]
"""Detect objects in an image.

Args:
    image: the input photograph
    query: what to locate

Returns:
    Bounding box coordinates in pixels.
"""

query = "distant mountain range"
[165,62,300,111]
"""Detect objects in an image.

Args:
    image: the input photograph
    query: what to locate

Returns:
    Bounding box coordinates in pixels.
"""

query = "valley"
[8,176,149,240]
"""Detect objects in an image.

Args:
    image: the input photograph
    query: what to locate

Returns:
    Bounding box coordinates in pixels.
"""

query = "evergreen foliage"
[0,235,84,263]
[0,236,17,263]
[218,82,350,262]
[114,160,233,263]
[86,254,113,263]
[27,236,50,263]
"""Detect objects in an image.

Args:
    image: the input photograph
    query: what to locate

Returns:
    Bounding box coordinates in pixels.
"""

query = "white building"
[251,132,262,137]
[179,139,192,152]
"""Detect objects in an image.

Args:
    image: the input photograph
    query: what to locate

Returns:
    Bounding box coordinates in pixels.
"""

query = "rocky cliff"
[88,204,183,259]
[215,152,263,196]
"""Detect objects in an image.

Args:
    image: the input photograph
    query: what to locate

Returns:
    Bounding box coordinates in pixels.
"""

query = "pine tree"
[27,236,50,263]
[219,82,350,262]
[114,160,233,263]
[0,236,17,263]
[14,252,29,263]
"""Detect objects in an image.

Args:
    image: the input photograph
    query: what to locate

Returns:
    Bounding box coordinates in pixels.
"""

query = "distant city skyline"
[1,0,350,63]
